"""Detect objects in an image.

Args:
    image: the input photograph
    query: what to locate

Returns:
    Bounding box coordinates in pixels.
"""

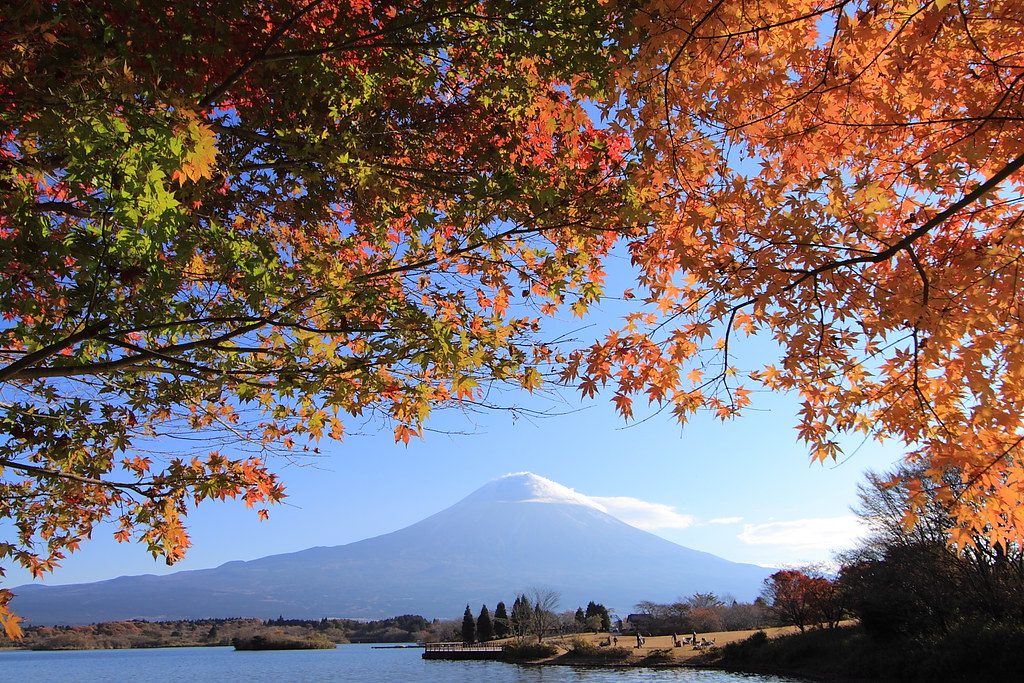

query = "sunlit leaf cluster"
[573,0,1024,553]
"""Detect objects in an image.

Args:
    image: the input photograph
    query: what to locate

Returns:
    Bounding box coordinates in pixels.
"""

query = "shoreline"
[526,626,804,666]
[506,625,883,682]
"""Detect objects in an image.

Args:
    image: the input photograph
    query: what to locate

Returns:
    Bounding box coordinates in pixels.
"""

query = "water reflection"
[0,644,808,683]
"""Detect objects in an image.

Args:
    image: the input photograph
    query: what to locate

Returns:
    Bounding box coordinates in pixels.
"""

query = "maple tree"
[761,569,839,632]
[567,0,1024,558]
[0,0,632,637]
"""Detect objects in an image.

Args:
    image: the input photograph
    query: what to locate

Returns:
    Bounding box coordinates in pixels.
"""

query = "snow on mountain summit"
[459,472,607,511]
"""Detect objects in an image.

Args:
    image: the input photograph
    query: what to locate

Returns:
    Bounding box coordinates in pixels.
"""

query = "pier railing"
[422,642,505,659]
[424,642,505,652]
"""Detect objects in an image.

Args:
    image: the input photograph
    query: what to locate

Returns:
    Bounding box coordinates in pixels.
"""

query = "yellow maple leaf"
[174,118,218,185]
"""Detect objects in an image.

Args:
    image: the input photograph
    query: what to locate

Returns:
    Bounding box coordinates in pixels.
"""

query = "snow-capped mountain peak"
[459,472,607,511]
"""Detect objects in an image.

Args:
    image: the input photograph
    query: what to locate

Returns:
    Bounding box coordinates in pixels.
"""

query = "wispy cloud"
[591,496,696,530]
[738,516,868,550]
[709,517,743,525]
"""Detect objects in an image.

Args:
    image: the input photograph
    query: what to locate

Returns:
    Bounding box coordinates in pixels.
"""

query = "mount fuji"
[10,473,773,625]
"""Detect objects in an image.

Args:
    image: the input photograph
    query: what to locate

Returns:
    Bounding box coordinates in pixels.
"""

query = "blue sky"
[4,334,902,590]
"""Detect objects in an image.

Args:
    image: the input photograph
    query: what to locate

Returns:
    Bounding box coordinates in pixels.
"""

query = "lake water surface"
[0,643,808,682]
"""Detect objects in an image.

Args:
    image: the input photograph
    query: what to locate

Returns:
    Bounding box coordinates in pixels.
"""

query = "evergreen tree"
[575,607,586,630]
[600,607,611,633]
[461,605,475,644]
[510,596,521,635]
[510,595,532,636]
[585,601,611,632]
[493,602,510,639]
[476,604,494,642]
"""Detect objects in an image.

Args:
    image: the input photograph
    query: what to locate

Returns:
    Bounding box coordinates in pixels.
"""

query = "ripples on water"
[0,643,807,683]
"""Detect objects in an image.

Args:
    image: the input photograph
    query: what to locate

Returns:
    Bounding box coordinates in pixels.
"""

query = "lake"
[0,643,808,682]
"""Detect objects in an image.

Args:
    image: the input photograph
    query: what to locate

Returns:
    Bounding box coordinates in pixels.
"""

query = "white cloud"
[737,516,868,551]
[590,496,696,530]
[709,517,743,525]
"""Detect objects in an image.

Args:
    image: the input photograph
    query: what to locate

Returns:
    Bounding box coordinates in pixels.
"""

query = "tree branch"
[781,153,1024,292]
[0,318,112,384]
[0,459,149,497]
[198,0,329,108]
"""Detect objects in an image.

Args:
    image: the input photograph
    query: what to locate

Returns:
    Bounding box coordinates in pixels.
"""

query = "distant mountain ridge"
[11,473,774,625]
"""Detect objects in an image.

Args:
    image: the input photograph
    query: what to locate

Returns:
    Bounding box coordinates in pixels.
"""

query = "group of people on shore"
[596,628,720,651]
[628,631,714,650]
[670,631,700,648]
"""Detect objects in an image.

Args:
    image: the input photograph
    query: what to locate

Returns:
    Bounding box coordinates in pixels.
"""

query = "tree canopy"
[0,0,630,637]
[2,0,1023,639]
[574,0,1024,555]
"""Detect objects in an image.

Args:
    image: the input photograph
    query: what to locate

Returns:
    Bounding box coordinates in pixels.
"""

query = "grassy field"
[512,625,805,667]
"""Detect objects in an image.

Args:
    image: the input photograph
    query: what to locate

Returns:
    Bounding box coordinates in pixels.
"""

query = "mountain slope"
[10,473,773,624]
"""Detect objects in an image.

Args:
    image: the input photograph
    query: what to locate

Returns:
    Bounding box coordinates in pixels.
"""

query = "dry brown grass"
[547,626,806,665]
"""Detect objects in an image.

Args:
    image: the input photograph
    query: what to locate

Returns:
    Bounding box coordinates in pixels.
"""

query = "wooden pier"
[422,642,506,660]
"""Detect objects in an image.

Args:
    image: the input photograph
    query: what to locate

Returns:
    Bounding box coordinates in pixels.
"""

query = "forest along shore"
[0,616,433,650]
